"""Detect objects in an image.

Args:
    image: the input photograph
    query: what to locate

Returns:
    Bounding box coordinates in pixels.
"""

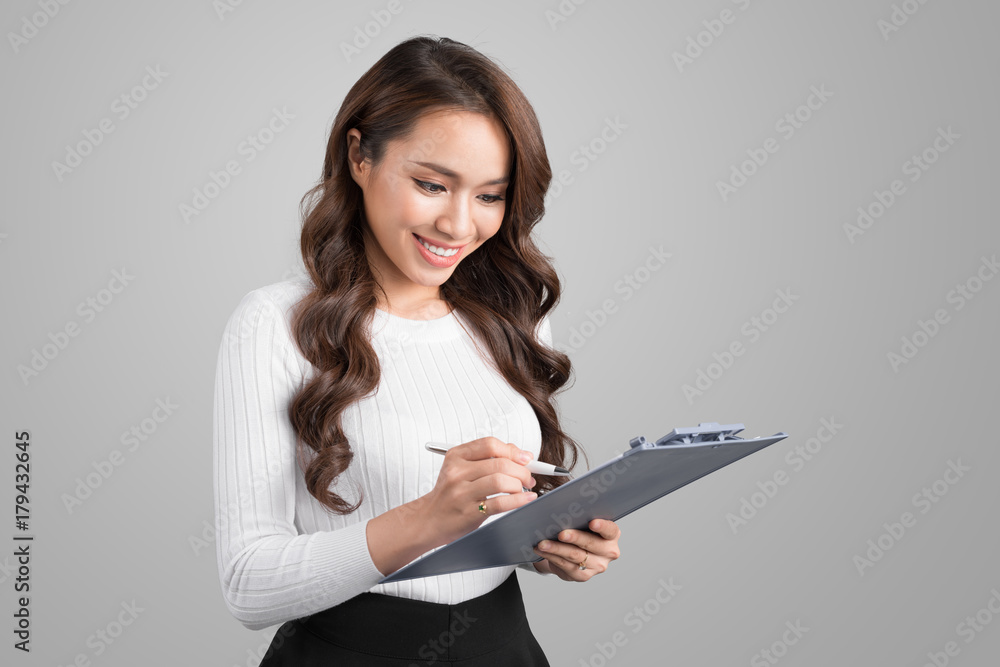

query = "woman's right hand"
[420,437,538,546]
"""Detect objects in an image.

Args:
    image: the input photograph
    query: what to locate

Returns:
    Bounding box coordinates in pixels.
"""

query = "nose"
[435,194,474,242]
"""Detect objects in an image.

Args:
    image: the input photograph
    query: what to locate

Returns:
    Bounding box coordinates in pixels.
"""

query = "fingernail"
[519,452,532,463]
[538,541,550,551]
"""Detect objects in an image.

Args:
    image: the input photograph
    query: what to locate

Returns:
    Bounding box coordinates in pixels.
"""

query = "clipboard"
[378,423,788,584]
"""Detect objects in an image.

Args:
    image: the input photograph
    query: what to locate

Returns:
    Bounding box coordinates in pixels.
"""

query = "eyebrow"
[410,160,509,186]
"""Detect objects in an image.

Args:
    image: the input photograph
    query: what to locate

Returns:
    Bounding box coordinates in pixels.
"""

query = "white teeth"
[417,236,458,257]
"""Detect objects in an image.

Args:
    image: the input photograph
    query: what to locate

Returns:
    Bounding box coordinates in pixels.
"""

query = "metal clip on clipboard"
[628,422,749,451]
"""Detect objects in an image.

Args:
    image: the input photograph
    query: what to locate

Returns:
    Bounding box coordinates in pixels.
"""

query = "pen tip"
[555,467,569,474]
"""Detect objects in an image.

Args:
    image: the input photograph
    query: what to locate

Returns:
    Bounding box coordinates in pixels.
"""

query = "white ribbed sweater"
[213,278,551,631]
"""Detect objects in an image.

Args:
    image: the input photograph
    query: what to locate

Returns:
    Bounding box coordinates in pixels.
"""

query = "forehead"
[389,109,511,176]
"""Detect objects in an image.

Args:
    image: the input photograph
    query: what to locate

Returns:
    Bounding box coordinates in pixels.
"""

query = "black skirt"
[258,571,549,666]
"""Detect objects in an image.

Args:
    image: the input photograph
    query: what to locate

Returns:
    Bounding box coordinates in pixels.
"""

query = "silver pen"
[424,441,571,476]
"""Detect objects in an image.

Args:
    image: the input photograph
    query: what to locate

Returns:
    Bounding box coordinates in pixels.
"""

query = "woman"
[213,35,623,665]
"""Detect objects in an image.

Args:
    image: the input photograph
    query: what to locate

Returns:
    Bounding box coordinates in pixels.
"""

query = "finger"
[556,527,621,561]
[532,549,578,579]
[534,547,596,579]
[451,438,533,466]
[530,558,552,575]
[484,490,538,515]
[588,519,622,542]
[534,539,590,566]
[467,470,535,499]
[462,457,535,490]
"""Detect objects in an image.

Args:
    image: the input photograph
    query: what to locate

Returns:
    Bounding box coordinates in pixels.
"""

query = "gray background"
[2,0,998,665]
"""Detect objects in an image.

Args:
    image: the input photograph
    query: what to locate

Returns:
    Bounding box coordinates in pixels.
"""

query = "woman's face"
[347,109,511,308]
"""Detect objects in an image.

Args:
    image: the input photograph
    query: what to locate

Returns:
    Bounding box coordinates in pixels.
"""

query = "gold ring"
[578,555,589,571]
[478,501,487,514]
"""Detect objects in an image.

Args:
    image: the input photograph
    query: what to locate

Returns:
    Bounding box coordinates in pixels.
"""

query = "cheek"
[483,208,505,236]
[381,182,436,225]
[398,195,437,223]
[366,173,411,220]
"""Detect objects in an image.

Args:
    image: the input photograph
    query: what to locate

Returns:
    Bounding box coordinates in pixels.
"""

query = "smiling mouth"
[413,233,464,257]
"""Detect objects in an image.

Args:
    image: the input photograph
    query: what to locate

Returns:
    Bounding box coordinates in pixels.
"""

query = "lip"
[411,233,464,267]
[412,233,466,250]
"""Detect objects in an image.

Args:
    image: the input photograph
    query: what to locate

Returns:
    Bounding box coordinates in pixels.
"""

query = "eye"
[413,178,445,193]
[414,178,504,205]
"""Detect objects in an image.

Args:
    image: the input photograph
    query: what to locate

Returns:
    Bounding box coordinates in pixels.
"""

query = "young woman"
[213,35,623,665]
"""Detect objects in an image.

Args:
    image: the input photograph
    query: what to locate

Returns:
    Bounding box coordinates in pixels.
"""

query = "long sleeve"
[213,288,385,631]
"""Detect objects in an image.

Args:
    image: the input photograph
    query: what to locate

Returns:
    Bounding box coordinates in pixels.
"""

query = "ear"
[346,128,368,188]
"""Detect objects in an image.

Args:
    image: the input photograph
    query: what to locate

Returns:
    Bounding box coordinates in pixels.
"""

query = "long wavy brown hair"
[288,35,585,515]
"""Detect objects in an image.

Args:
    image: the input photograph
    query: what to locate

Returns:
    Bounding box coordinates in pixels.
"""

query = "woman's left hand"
[531,519,621,581]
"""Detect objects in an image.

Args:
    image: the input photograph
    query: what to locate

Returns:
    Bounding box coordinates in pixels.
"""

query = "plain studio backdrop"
[2,1,998,665]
